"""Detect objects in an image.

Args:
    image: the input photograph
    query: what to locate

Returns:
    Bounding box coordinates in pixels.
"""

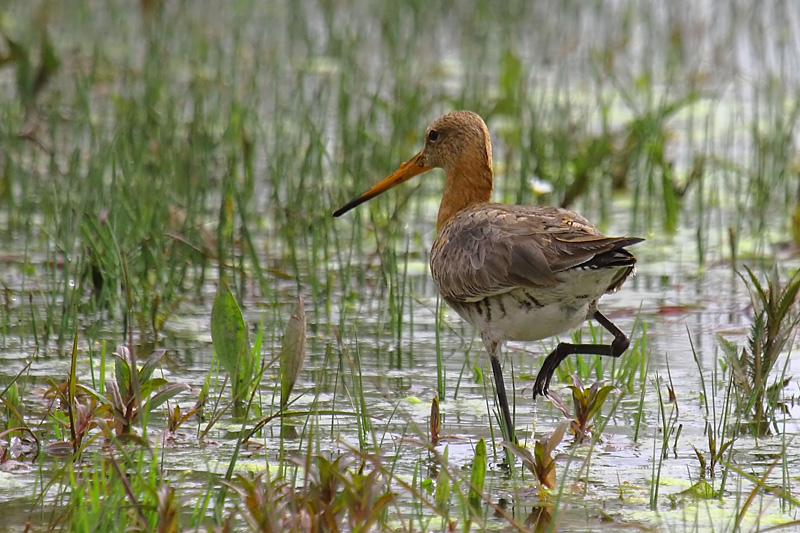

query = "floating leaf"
[211,279,253,401]
[279,295,306,409]
[677,479,718,499]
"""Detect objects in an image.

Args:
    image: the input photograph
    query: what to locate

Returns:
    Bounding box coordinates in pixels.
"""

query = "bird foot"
[531,365,556,400]
[532,345,569,400]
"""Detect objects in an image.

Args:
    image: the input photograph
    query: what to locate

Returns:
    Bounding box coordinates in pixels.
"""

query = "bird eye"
[427,130,439,142]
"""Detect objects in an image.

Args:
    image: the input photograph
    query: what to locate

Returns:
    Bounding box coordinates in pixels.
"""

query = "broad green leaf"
[279,296,306,408]
[139,349,168,383]
[434,446,451,511]
[113,350,131,399]
[140,378,170,398]
[545,419,571,455]
[76,384,113,407]
[585,384,616,421]
[503,440,535,472]
[468,438,487,515]
[211,279,253,400]
[145,383,191,414]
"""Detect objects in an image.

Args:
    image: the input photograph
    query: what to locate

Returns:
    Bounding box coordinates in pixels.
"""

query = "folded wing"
[430,204,643,302]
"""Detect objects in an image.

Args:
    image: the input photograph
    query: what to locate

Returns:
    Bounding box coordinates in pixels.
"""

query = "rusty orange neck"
[436,150,493,232]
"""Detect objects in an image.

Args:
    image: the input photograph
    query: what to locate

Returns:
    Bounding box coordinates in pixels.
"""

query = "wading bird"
[334,111,642,442]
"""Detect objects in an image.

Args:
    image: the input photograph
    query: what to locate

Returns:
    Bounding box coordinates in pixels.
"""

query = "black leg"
[490,354,517,444]
[531,310,631,399]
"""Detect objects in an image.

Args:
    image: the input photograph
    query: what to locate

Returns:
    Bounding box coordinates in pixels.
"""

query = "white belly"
[443,267,623,342]
[448,292,590,342]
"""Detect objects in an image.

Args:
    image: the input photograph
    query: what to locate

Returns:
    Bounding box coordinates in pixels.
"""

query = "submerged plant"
[547,375,616,442]
[718,266,800,435]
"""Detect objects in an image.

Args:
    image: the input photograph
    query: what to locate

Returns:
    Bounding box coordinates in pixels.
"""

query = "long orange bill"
[333,152,432,217]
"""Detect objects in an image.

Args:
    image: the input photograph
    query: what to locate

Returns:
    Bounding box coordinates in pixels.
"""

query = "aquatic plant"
[3,0,800,531]
[467,438,487,516]
[691,422,735,480]
[504,420,569,499]
[546,376,616,442]
[102,345,190,436]
[429,396,441,446]
[211,280,256,414]
[279,296,307,411]
[719,266,800,435]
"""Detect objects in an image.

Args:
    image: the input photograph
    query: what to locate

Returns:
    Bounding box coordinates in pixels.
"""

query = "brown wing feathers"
[431,205,641,302]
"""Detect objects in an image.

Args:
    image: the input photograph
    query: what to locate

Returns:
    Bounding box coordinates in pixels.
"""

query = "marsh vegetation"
[1,1,800,531]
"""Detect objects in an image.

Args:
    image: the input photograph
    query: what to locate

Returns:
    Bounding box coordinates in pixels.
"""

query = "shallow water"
[2,0,800,531]
[4,222,798,530]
